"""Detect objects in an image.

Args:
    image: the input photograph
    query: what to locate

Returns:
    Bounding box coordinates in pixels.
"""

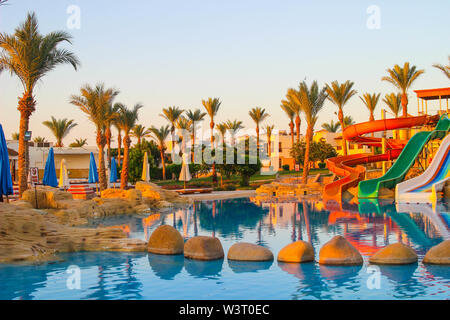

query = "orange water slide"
[323,115,438,201]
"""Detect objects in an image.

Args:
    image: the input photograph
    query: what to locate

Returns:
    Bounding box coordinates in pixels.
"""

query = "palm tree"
[116,104,142,189]
[176,116,192,153]
[216,122,228,146]
[283,94,302,142]
[291,81,327,183]
[280,100,295,146]
[382,62,424,118]
[104,103,120,168]
[202,97,222,181]
[112,109,123,166]
[42,117,77,147]
[131,124,150,146]
[225,119,244,147]
[249,107,270,153]
[69,138,87,148]
[383,93,402,139]
[186,109,206,161]
[432,56,450,79]
[33,136,46,144]
[321,120,340,133]
[149,125,171,180]
[360,93,381,122]
[70,84,119,191]
[264,124,275,158]
[11,132,19,140]
[325,80,357,156]
[0,12,80,196]
[160,106,184,157]
[343,115,355,127]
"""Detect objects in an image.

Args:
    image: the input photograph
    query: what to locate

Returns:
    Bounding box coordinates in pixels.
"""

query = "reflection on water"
[0,197,449,300]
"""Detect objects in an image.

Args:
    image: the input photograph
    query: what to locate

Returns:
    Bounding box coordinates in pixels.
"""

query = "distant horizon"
[1,0,449,147]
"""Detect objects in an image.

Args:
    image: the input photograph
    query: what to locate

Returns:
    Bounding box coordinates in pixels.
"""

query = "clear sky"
[1,0,449,146]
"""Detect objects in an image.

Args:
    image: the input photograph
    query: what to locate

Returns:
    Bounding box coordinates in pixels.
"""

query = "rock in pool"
[227,242,273,261]
[423,240,450,265]
[147,225,184,255]
[277,241,314,263]
[184,236,224,261]
[319,235,363,265]
[369,243,418,265]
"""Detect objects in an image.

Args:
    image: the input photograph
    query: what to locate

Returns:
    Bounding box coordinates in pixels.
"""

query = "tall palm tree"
[249,107,270,153]
[283,95,302,142]
[202,97,222,181]
[360,93,381,122]
[116,103,142,189]
[104,103,120,168]
[186,109,206,161]
[225,119,244,147]
[176,116,192,153]
[160,106,184,157]
[280,100,295,146]
[42,117,77,147]
[383,93,402,139]
[321,120,340,133]
[325,80,357,156]
[0,12,80,196]
[432,56,450,79]
[264,124,275,158]
[112,109,123,166]
[33,136,46,144]
[382,62,424,118]
[131,124,150,146]
[292,81,327,183]
[149,125,171,180]
[69,138,87,148]
[70,84,119,191]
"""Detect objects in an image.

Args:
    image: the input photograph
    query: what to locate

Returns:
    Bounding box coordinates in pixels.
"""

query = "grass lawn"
[153,168,330,189]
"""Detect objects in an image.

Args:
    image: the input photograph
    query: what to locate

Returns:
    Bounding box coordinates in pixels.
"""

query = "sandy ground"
[180,190,256,201]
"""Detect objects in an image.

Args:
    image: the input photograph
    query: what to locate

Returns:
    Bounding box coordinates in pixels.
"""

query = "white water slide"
[396,134,450,203]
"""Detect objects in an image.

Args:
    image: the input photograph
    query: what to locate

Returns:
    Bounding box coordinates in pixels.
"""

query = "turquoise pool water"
[0,198,449,300]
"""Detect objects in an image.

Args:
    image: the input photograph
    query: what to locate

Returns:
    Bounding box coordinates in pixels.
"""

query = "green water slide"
[358,114,450,199]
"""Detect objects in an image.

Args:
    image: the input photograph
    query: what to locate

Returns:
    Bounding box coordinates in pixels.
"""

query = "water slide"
[396,133,450,203]
[358,114,450,199]
[324,115,438,201]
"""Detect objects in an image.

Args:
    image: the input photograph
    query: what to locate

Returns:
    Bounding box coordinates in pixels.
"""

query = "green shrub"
[318,162,327,169]
[224,184,237,191]
[282,164,290,171]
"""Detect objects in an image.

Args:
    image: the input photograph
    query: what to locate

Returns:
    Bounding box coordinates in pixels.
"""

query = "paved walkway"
[179,190,256,201]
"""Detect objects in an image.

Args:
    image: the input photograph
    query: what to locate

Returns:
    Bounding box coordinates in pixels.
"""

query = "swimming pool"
[0,197,449,300]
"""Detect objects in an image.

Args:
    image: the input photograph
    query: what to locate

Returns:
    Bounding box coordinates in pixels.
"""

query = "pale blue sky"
[1,0,449,146]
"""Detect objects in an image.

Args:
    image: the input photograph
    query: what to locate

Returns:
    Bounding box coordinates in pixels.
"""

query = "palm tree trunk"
[256,125,260,154]
[338,108,347,156]
[295,115,301,142]
[161,149,166,180]
[289,121,295,146]
[105,127,112,169]
[120,134,130,189]
[302,127,313,184]
[401,92,408,117]
[117,130,122,166]
[191,131,195,163]
[96,130,107,191]
[210,120,217,182]
[17,92,36,197]
[267,134,272,165]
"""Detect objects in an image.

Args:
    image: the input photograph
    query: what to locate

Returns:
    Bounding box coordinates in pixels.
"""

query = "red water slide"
[323,115,438,201]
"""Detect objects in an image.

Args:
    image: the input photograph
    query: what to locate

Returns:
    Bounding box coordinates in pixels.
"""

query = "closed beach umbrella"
[0,124,14,201]
[59,159,69,189]
[142,152,150,182]
[43,147,58,187]
[179,153,191,189]
[88,152,99,184]
[110,157,118,186]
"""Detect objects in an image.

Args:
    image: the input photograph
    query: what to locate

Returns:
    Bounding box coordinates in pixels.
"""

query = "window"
[279,142,282,153]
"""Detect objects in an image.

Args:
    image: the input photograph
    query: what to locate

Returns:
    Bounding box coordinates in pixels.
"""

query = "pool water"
[0,197,449,300]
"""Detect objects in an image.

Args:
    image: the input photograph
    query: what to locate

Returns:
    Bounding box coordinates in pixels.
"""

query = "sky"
[0,0,449,147]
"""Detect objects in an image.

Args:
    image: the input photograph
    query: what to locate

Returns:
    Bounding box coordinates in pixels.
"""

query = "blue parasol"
[110,157,118,183]
[88,152,99,183]
[0,124,14,196]
[43,147,58,187]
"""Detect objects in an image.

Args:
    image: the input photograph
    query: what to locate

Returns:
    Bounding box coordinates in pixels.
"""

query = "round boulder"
[227,243,273,261]
[147,225,184,255]
[319,235,363,265]
[423,240,450,265]
[369,243,418,265]
[277,241,314,263]
[184,236,224,261]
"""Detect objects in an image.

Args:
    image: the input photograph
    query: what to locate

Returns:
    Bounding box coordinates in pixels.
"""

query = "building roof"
[7,148,18,157]
[52,147,99,155]
[414,87,450,100]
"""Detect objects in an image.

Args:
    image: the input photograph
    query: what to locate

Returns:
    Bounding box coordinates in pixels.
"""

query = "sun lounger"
[175,188,213,195]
